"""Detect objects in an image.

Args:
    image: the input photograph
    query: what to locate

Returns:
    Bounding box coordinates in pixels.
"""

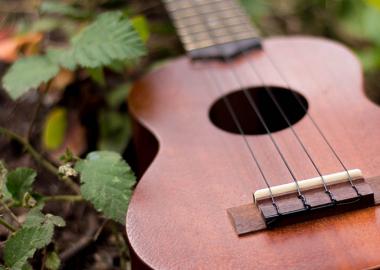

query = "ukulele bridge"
[254,169,375,228]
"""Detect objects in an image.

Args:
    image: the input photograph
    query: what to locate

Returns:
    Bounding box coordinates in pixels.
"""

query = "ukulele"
[126,0,380,269]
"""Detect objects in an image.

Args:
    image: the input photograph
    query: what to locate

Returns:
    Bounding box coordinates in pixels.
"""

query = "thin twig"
[111,223,129,269]
[0,200,21,227]
[43,195,83,202]
[60,215,98,262]
[40,247,47,270]
[0,217,16,232]
[92,219,108,241]
[59,176,81,194]
[28,84,49,141]
[0,126,57,174]
[0,126,80,194]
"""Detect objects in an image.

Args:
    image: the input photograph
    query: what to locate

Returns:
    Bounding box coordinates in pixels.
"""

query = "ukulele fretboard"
[163,0,261,59]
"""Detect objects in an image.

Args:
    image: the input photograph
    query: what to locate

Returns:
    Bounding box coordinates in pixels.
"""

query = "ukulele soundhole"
[209,86,308,135]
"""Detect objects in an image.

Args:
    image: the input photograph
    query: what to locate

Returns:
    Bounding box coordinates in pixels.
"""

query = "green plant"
[0,2,146,269]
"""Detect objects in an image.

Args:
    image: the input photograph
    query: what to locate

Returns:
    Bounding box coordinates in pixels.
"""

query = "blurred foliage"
[42,107,67,151]
[0,1,145,268]
[1,0,150,154]
[241,0,380,71]
[240,0,380,102]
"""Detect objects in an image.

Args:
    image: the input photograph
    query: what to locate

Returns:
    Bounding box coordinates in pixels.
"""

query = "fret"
[177,21,255,43]
[175,14,245,30]
[163,0,261,59]
[172,6,243,21]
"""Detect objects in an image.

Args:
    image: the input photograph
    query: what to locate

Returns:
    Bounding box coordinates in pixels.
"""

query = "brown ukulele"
[126,0,380,269]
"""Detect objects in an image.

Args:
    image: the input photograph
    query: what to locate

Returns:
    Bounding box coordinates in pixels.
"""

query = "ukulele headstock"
[163,0,262,60]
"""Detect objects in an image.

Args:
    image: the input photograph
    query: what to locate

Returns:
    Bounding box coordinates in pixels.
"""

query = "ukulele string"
[224,63,309,208]
[262,49,361,197]
[241,52,336,202]
[189,0,310,209]
[205,68,280,214]
[164,0,281,208]
[208,0,358,202]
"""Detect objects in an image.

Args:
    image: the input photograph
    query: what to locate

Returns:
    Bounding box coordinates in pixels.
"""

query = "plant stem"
[0,217,16,232]
[0,126,58,174]
[60,176,81,194]
[0,126,80,194]
[28,84,48,141]
[43,195,83,202]
[111,224,129,269]
[0,200,20,227]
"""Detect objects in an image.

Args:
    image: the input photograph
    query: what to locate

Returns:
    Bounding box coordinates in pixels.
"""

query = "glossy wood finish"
[126,37,380,269]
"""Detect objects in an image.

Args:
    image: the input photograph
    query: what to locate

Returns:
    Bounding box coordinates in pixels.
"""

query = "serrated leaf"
[46,48,77,70]
[6,168,36,203]
[2,56,60,100]
[45,214,66,227]
[40,1,90,19]
[24,207,65,228]
[4,224,54,270]
[75,151,136,224]
[42,107,68,151]
[70,11,146,68]
[45,251,60,270]
[23,206,45,227]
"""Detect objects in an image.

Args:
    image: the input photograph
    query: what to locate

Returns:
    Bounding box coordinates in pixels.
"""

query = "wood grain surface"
[126,36,380,269]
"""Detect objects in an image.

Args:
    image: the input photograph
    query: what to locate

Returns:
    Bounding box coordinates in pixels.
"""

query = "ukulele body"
[126,37,380,269]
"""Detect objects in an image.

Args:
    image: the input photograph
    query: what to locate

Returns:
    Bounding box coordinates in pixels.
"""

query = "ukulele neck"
[163,0,262,60]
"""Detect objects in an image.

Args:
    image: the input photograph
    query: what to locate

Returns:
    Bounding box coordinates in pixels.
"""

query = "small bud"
[23,192,37,208]
[58,163,78,178]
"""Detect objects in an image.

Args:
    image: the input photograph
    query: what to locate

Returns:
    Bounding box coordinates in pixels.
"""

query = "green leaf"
[45,251,61,270]
[366,0,380,11]
[2,56,60,100]
[357,48,380,71]
[42,107,68,151]
[29,18,60,33]
[8,207,66,269]
[4,224,54,270]
[21,263,33,270]
[45,214,66,227]
[239,0,268,20]
[131,16,150,43]
[24,207,65,228]
[6,168,36,203]
[98,111,132,153]
[86,67,105,86]
[339,2,380,45]
[106,83,131,108]
[75,151,136,224]
[70,11,146,68]
[40,1,90,19]
[47,48,77,70]
[24,205,45,227]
